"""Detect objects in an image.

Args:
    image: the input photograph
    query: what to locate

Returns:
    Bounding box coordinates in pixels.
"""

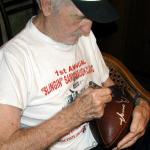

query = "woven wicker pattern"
[103,53,150,102]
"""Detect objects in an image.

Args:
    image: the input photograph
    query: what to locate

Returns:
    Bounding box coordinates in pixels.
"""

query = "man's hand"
[115,99,150,149]
[73,86,112,123]
[0,84,112,150]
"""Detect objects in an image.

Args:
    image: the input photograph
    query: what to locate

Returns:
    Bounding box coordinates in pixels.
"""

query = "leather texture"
[89,82,134,149]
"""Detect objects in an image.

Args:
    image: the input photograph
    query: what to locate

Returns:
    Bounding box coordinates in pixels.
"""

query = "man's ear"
[40,0,52,16]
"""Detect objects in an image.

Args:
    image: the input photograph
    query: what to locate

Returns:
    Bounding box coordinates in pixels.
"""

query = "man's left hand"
[116,99,150,149]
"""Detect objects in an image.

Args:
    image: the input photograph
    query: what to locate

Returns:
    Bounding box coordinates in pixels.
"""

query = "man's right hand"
[73,87,112,124]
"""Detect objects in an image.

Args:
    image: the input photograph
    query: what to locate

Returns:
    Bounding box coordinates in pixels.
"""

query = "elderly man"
[0,0,149,150]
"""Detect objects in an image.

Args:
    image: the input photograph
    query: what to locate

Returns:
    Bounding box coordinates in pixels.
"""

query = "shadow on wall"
[0,12,7,44]
[0,0,38,45]
[92,20,150,150]
[0,9,33,44]
[92,21,118,39]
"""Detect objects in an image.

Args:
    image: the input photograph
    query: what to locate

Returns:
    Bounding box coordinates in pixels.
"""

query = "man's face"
[48,2,93,45]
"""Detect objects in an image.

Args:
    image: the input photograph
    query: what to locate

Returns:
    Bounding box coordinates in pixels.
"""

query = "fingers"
[85,89,111,117]
[117,132,136,148]
[129,107,142,133]
[117,131,145,149]
[89,87,112,103]
[81,87,112,105]
[130,102,149,133]
[115,100,150,149]
[86,87,112,118]
[96,87,112,96]
[74,86,112,122]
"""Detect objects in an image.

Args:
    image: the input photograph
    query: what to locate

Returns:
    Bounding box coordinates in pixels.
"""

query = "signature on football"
[116,104,127,125]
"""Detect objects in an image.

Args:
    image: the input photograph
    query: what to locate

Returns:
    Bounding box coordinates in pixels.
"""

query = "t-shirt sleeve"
[0,48,28,109]
[95,43,109,83]
[90,31,109,83]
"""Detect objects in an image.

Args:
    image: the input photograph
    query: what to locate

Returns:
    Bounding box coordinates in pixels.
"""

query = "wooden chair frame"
[91,53,150,150]
[103,52,150,103]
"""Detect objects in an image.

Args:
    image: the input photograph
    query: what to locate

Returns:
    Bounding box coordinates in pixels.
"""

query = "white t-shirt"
[0,18,109,150]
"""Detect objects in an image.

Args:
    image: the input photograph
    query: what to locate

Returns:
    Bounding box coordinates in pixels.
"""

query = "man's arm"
[0,103,84,150]
[0,86,112,150]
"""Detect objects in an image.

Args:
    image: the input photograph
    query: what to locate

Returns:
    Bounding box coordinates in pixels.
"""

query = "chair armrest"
[102,52,150,103]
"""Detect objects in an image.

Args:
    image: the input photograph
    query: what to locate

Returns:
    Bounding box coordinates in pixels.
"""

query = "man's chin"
[64,36,80,45]
[65,41,78,45]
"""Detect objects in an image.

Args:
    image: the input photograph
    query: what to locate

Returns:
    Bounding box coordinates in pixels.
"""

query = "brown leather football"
[89,82,134,149]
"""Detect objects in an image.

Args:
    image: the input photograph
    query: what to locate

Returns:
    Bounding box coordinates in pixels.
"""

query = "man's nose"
[80,19,93,36]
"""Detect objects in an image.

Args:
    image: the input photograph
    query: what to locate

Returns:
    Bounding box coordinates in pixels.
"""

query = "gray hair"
[36,0,72,11]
